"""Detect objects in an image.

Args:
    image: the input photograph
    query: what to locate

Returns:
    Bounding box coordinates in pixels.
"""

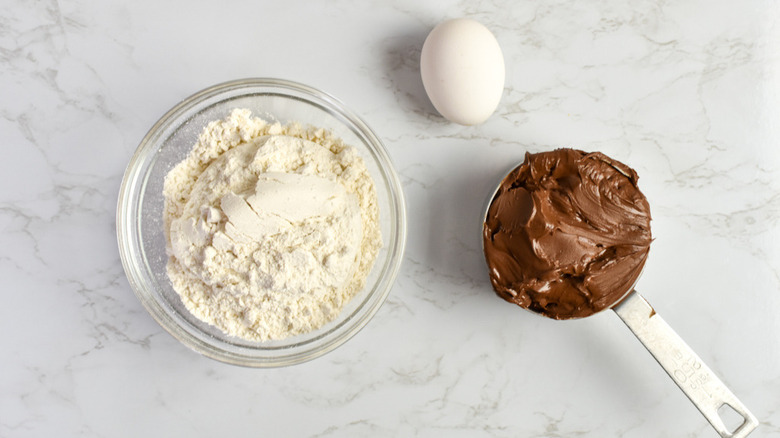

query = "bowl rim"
[116,78,407,367]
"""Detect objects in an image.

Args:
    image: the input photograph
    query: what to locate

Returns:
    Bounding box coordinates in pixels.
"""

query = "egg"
[420,18,505,126]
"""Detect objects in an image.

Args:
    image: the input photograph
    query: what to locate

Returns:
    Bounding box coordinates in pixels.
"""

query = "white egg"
[420,18,505,126]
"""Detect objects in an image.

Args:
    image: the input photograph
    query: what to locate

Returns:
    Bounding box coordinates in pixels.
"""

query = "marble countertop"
[3,0,779,436]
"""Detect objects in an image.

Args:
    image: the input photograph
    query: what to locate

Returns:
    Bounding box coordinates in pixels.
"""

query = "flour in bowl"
[162,109,381,341]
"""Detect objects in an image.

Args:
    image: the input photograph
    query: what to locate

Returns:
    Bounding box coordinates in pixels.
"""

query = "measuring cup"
[482,160,758,438]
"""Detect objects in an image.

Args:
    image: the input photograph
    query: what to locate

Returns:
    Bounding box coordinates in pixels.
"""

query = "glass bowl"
[117,78,407,367]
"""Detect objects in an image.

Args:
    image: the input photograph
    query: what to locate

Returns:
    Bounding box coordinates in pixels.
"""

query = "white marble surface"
[2,0,779,436]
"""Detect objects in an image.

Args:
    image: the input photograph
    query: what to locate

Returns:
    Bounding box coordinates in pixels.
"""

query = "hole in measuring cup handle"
[718,402,748,435]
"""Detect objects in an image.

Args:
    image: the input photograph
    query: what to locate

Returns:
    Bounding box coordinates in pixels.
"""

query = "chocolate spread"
[482,149,652,319]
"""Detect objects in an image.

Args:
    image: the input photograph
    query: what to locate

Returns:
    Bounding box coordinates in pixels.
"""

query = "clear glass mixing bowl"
[117,78,406,367]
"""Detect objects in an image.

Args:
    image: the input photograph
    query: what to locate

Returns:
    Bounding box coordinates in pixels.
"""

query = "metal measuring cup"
[482,156,758,438]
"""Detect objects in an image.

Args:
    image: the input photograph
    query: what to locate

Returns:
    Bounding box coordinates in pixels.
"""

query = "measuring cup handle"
[612,291,758,438]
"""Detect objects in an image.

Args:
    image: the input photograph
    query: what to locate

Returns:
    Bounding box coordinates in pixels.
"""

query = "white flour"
[163,109,381,341]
